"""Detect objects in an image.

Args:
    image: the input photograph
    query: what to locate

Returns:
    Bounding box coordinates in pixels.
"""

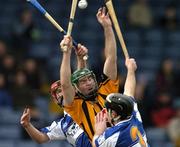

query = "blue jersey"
[41,112,91,147]
[94,98,149,147]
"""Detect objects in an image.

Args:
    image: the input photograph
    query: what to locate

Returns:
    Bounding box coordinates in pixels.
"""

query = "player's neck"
[111,117,121,126]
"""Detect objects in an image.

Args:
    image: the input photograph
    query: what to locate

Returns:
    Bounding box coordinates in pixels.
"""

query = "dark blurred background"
[0,0,180,147]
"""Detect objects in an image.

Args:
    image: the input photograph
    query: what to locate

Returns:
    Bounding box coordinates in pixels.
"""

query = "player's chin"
[88,88,96,94]
[87,87,93,92]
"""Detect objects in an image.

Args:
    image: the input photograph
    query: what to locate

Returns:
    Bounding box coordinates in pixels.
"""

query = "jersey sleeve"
[132,98,149,146]
[98,74,120,96]
[132,98,143,123]
[94,132,119,147]
[40,120,66,140]
[64,100,82,124]
[75,133,92,147]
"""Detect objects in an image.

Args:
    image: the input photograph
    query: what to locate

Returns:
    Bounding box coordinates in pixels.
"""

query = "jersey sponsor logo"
[62,122,68,129]
[97,133,105,145]
[66,123,82,137]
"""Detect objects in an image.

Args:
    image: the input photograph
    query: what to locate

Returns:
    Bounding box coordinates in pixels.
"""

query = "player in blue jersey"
[20,44,91,146]
[20,80,91,147]
[92,58,149,147]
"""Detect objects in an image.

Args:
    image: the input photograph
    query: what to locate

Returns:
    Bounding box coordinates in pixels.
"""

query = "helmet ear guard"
[105,93,134,120]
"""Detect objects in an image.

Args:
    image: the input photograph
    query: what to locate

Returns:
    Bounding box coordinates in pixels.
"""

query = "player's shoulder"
[104,124,124,138]
[61,115,74,130]
[95,128,120,146]
[98,73,120,92]
[100,73,108,81]
[114,116,135,132]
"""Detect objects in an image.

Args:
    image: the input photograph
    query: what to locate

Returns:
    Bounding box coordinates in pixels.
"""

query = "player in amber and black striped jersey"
[60,7,122,141]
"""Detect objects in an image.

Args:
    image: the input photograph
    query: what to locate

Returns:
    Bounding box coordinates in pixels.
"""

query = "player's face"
[54,87,63,105]
[102,109,109,121]
[110,110,118,119]
[77,74,96,95]
[107,109,118,123]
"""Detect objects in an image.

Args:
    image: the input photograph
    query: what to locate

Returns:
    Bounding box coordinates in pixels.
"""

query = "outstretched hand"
[96,7,112,28]
[20,108,31,128]
[60,35,73,52]
[125,58,137,72]
[76,44,88,59]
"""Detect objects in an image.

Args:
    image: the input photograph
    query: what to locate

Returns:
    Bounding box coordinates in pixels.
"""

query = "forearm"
[60,36,73,90]
[60,52,75,105]
[60,52,72,86]
[24,123,49,143]
[124,70,136,97]
[103,26,117,79]
[104,26,117,60]
[77,57,87,70]
[92,135,98,147]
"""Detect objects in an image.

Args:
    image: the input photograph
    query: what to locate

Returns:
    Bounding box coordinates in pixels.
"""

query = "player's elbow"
[35,135,49,144]
[61,81,72,90]
[34,139,45,144]
[105,54,117,62]
[36,140,43,144]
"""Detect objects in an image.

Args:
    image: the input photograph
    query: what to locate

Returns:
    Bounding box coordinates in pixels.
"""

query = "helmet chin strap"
[108,109,121,126]
[74,83,98,101]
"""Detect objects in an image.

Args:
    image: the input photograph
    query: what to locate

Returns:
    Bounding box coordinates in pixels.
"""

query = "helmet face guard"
[71,68,98,100]
[105,93,134,120]
[50,80,63,106]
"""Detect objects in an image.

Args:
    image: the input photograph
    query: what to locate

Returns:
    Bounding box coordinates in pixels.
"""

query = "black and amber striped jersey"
[64,74,120,141]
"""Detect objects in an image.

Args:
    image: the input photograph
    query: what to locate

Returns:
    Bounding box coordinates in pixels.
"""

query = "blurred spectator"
[1,54,16,88]
[11,9,40,59]
[167,99,180,147]
[127,0,153,28]
[0,73,13,108]
[159,4,178,30]
[10,69,35,110]
[23,58,42,90]
[151,92,175,127]
[0,40,7,62]
[155,58,176,95]
[135,74,154,127]
[174,61,180,97]
[12,68,43,140]
[135,74,148,99]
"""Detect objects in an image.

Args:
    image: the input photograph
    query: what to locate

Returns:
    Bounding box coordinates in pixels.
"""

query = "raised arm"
[60,36,75,106]
[20,108,49,143]
[123,58,137,97]
[96,7,117,80]
[76,43,88,69]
